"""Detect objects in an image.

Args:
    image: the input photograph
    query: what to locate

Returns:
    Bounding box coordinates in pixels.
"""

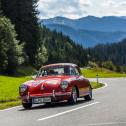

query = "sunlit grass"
[0,101,21,110]
[0,76,31,102]
[0,75,31,109]
[81,68,126,78]
[91,82,104,89]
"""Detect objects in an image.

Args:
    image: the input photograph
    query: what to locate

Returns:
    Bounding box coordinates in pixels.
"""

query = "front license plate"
[33,97,51,104]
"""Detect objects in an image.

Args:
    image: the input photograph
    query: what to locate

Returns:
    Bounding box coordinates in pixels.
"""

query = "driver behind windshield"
[38,66,72,77]
[48,69,55,75]
[64,67,70,75]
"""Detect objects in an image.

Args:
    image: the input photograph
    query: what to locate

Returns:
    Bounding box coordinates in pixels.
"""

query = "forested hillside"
[0,0,126,75]
[1,0,46,67]
[0,0,88,75]
[88,39,126,72]
[41,26,88,66]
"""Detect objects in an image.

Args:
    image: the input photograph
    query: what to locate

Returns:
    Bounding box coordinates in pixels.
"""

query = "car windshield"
[37,65,76,77]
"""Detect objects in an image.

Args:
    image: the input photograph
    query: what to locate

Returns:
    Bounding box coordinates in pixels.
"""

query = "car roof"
[42,63,78,68]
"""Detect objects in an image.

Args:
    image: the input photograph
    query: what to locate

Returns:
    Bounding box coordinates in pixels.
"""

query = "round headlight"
[19,85,28,93]
[60,81,68,89]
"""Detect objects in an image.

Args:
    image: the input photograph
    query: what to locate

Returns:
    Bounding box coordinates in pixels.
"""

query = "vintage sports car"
[19,63,92,109]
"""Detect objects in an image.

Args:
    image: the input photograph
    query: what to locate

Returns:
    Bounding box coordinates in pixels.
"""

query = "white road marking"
[94,83,108,91]
[88,122,126,126]
[37,102,99,121]
[0,106,21,112]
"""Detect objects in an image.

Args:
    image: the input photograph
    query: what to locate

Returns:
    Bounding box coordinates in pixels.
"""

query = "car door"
[74,67,89,97]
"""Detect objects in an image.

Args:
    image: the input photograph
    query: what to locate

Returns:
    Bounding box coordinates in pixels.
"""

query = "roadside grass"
[0,101,21,110]
[0,75,103,110]
[90,82,104,89]
[81,67,126,78]
[0,76,31,110]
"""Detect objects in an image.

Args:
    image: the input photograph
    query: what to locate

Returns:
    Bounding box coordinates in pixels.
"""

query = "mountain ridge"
[41,16,126,47]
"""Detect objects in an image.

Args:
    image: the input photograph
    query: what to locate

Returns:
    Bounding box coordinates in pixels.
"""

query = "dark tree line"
[40,26,88,66]
[88,39,126,72]
[1,0,44,66]
[0,0,24,74]
[0,17,24,74]
[0,0,48,74]
[0,0,88,74]
[0,0,126,75]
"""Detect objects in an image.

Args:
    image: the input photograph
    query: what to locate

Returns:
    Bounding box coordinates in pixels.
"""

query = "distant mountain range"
[41,16,126,47]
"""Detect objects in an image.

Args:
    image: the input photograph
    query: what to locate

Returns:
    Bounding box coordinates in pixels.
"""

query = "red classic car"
[19,63,92,109]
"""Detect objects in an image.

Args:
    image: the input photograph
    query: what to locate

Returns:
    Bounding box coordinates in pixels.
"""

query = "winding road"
[0,78,126,126]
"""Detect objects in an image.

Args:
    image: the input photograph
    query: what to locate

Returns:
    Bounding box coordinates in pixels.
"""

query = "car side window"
[70,67,76,75]
[69,67,80,75]
[75,67,80,75]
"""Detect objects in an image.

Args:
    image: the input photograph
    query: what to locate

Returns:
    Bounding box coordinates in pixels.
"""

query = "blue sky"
[38,0,126,19]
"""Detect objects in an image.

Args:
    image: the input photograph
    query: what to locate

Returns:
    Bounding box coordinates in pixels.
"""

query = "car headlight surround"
[60,81,68,89]
[19,84,28,93]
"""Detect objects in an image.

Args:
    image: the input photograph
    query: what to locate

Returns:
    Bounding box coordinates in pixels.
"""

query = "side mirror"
[32,75,36,79]
[32,71,39,79]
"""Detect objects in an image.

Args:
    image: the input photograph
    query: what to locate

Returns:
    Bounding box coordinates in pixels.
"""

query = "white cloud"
[101,0,117,7]
[38,0,126,19]
[101,0,126,8]
[38,0,81,19]
[79,0,92,7]
[118,1,126,7]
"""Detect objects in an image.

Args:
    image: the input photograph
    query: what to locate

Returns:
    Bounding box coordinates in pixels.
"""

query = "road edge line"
[0,105,21,112]
[94,83,108,91]
[37,102,100,121]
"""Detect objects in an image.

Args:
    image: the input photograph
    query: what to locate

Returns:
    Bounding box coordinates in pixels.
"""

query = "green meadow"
[0,76,30,109]
[81,68,126,78]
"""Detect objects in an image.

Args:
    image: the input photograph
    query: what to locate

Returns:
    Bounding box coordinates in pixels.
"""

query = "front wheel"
[45,102,51,106]
[68,87,78,104]
[22,102,32,109]
[84,86,92,101]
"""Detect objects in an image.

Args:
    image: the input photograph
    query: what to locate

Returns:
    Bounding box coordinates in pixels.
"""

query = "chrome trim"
[30,92,71,98]
[52,90,55,98]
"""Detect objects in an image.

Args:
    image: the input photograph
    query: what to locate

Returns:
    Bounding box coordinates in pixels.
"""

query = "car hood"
[23,75,75,87]
[23,75,76,94]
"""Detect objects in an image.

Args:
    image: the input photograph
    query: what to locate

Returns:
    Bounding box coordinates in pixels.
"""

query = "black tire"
[68,86,78,104]
[84,86,92,101]
[22,102,32,109]
[45,102,51,106]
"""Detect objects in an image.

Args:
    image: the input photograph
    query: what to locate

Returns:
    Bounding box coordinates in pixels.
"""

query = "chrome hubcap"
[89,88,92,98]
[72,88,77,102]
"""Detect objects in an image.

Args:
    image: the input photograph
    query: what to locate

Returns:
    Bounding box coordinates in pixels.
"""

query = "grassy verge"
[0,76,31,110]
[0,101,21,110]
[81,67,126,78]
[90,82,104,89]
[0,75,104,110]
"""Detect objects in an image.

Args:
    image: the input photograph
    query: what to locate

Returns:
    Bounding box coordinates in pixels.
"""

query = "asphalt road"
[0,78,126,126]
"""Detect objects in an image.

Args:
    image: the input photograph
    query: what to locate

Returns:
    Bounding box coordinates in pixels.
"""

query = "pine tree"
[0,0,2,15]
[0,17,24,74]
[40,26,88,66]
[1,0,43,66]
